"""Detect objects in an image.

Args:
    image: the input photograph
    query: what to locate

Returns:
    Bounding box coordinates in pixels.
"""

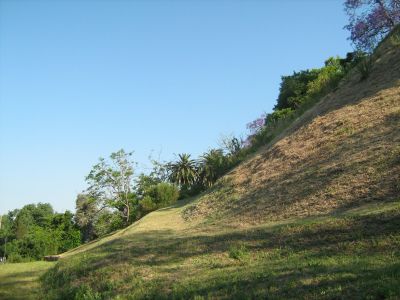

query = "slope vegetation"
[184,35,400,225]
[39,33,400,299]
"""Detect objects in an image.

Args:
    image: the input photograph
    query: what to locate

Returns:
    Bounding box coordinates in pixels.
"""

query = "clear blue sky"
[0,0,352,214]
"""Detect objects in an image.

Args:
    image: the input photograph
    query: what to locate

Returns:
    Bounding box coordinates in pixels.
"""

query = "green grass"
[39,200,400,299]
[0,261,55,300]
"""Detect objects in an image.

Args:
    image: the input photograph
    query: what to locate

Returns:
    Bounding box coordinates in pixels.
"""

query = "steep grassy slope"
[37,33,400,299]
[184,35,400,226]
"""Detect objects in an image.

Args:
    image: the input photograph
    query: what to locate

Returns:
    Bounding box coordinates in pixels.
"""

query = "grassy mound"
[37,30,400,299]
[184,30,400,226]
[41,201,400,299]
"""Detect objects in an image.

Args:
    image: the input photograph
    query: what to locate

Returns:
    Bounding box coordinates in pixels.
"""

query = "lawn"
[0,261,55,300]
[40,200,400,299]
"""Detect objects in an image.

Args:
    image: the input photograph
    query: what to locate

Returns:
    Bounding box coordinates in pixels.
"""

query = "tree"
[75,194,98,242]
[344,0,400,50]
[218,134,243,156]
[51,211,81,252]
[0,203,82,261]
[85,149,136,225]
[167,154,198,187]
[198,149,227,187]
[274,69,321,111]
[246,114,267,135]
[0,214,12,258]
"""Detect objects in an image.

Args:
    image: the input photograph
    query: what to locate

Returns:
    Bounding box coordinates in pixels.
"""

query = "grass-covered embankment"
[38,27,400,299]
[38,200,400,299]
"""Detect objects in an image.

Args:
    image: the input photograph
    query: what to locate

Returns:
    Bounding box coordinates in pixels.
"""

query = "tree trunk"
[125,203,130,225]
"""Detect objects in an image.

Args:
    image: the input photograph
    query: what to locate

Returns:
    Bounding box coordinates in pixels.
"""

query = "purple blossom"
[246,113,266,135]
[344,0,399,50]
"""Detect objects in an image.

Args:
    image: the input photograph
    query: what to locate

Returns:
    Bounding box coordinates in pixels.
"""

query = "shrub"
[306,57,345,97]
[7,252,25,263]
[138,183,180,216]
[153,182,180,207]
[265,108,295,127]
[139,196,158,215]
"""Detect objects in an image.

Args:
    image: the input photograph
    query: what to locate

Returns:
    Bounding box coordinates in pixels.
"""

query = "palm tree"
[75,194,98,242]
[199,149,226,187]
[167,154,198,187]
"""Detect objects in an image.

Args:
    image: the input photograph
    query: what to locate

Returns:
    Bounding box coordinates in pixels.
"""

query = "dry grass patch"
[184,37,400,226]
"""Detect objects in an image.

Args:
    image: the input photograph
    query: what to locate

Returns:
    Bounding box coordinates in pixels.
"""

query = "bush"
[153,182,180,206]
[7,252,25,263]
[138,183,180,216]
[139,196,158,215]
[265,108,295,127]
[306,57,345,97]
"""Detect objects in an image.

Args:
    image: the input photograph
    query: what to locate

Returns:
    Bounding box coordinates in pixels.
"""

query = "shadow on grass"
[42,206,400,299]
[0,266,51,300]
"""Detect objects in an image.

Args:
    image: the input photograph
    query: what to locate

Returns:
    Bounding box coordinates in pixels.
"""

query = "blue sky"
[0,0,353,214]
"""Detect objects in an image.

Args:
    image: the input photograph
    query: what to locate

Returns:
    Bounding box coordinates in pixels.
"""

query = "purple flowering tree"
[244,113,267,147]
[246,113,267,135]
[344,0,400,50]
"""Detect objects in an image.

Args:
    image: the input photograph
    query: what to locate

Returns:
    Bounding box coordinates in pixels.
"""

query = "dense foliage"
[0,203,80,262]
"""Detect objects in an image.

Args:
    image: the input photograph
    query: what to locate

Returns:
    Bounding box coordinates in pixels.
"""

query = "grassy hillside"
[0,30,395,299]
[37,29,400,299]
[40,200,400,299]
[184,32,400,226]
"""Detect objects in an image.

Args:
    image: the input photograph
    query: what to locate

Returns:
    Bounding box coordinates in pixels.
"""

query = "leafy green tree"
[274,69,321,111]
[0,214,12,258]
[93,210,125,237]
[306,57,345,98]
[14,203,53,239]
[51,211,81,252]
[85,149,136,225]
[18,226,60,260]
[136,174,161,199]
[1,203,82,261]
